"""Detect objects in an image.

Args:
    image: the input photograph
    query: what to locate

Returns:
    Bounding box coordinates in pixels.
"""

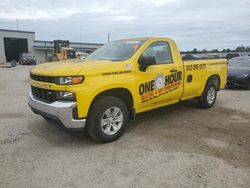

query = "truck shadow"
[28,99,199,147]
[28,117,97,147]
[27,99,250,167]
[125,99,199,133]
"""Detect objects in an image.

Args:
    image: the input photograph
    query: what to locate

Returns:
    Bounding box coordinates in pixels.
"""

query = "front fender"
[73,81,136,118]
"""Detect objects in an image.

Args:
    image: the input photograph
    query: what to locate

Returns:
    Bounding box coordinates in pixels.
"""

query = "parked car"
[19,53,36,65]
[28,37,227,142]
[182,54,200,60]
[227,57,250,89]
[226,53,240,60]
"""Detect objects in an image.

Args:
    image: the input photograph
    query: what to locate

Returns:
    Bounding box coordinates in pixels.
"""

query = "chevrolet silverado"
[28,37,227,142]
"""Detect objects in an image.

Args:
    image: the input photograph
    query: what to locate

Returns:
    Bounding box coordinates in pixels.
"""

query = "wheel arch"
[89,87,135,120]
[207,74,221,91]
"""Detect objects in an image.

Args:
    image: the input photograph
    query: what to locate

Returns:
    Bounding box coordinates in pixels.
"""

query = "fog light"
[56,91,76,100]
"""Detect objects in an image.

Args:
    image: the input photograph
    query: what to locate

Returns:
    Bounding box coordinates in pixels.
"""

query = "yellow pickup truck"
[28,37,227,142]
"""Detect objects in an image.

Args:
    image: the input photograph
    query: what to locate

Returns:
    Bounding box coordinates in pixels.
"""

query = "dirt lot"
[0,65,250,188]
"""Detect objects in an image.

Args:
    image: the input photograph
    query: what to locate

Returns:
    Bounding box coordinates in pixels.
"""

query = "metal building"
[0,29,103,64]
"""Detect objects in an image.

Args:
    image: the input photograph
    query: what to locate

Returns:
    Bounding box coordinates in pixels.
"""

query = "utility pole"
[16,19,19,31]
[108,33,110,43]
[80,28,82,49]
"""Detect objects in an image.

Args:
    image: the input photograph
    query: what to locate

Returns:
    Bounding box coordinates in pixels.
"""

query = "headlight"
[56,91,76,100]
[236,73,248,78]
[57,76,84,85]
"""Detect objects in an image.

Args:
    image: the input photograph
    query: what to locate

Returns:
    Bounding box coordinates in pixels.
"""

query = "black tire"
[86,96,128,143]
[198,79,217,108]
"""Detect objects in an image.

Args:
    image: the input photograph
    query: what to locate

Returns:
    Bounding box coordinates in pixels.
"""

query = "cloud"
[138,0,175,6]
[0,1,110,20]
[116,15,136,21]
[0,0,249,50]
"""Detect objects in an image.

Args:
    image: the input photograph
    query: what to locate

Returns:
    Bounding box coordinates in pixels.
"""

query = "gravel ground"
[0,65,250,188]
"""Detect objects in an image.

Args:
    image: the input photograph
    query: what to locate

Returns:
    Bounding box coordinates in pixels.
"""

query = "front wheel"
[86,96,128,143]
[198,80,217,108]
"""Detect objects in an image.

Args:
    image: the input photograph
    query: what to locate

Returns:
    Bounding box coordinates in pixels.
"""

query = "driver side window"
[142,41,173,64]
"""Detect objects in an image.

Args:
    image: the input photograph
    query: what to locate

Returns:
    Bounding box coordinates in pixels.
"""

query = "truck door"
[136,41,183,112]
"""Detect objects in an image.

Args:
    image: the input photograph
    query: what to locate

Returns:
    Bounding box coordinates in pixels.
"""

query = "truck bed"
[181,58,227,100]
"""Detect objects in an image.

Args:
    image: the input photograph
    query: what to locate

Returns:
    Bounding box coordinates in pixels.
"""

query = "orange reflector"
[71,76,83,84]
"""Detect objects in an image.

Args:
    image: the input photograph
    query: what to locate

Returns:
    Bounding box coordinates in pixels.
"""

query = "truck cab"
[28,37,227,142]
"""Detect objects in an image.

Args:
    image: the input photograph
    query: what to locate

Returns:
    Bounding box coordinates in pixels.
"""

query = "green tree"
[202,49,208,53]
[192,48,198,54]
[235,46,245,52]
[211,49,219,53]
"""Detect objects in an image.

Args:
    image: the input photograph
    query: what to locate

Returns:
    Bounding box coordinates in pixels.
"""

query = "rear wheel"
[198,80,217,108]
[86,96,128,143]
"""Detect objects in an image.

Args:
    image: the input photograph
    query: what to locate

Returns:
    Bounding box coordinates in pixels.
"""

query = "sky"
[0,0,249,51]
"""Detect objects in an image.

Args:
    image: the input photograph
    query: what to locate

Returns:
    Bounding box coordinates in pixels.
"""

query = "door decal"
[139,71,182,103]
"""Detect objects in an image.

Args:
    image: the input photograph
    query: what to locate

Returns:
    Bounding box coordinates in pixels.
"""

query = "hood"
[228,66,250,77]
[23,56,33,60]
[31,59,128,76]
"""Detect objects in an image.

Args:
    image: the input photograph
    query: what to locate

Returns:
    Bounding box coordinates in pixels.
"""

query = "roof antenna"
[80,28,82,49]
[16,19,19,31]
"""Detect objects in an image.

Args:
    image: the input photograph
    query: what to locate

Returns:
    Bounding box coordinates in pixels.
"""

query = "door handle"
[170,69,178,73]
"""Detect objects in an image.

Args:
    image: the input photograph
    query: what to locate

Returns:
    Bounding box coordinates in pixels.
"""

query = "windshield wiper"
[95,58,124,61]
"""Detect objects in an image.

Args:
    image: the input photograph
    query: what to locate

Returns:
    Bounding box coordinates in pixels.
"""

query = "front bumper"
[28,92,86,129]
[22,60,36,65]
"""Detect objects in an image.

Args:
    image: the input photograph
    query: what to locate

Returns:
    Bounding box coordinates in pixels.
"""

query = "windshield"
[229,58,250,67]
[22,53,32,57]
[87,40,145,61]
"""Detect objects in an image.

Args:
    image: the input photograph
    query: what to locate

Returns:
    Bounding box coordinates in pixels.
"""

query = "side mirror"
[139,56,156,71]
